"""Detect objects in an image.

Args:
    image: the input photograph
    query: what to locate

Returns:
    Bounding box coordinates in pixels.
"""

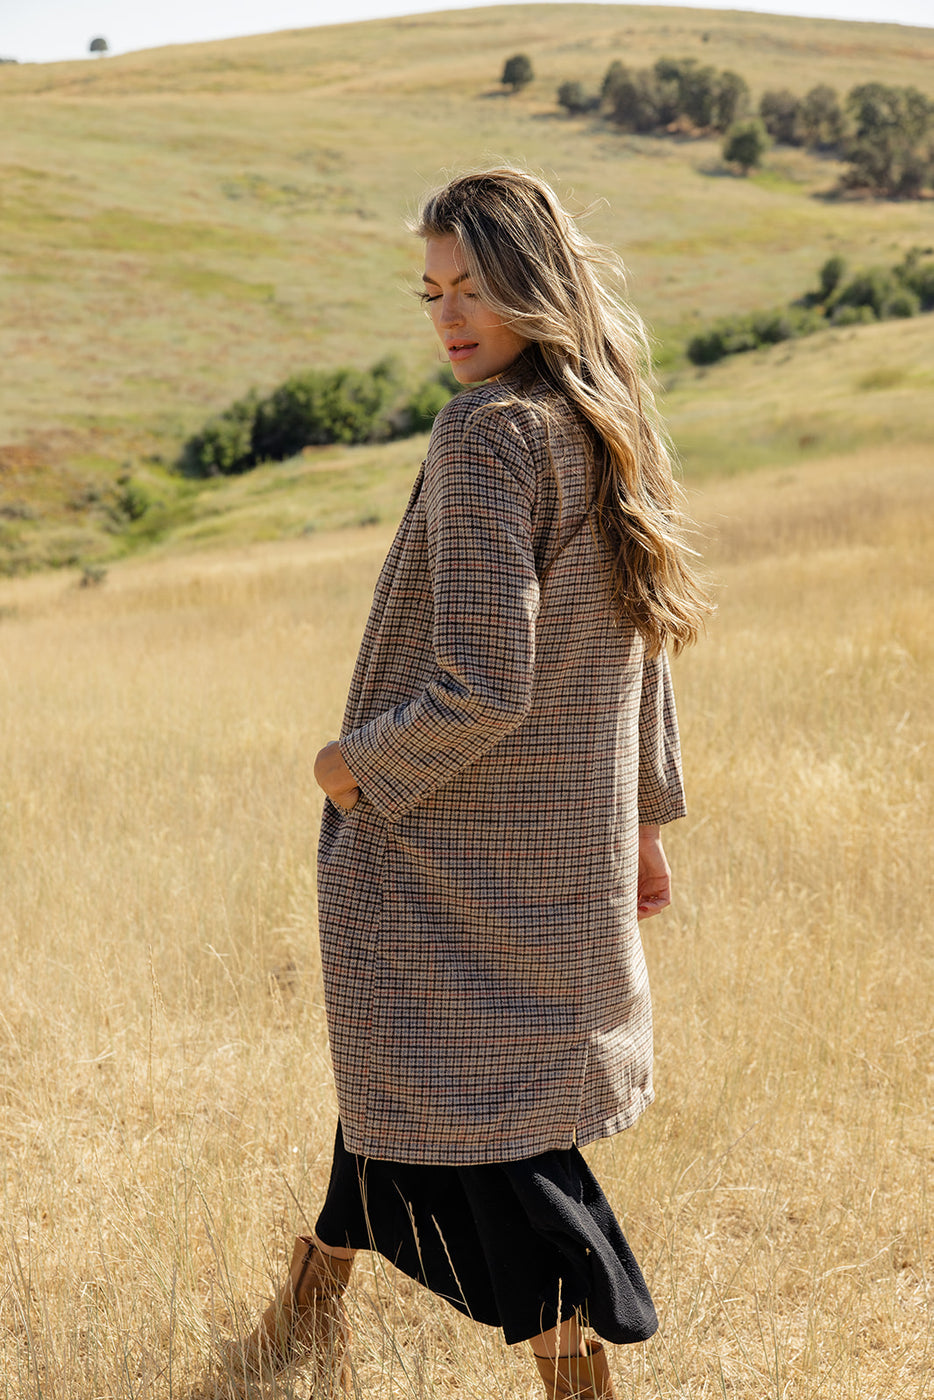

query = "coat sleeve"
[637,648,687,825]
[339,402,539,820]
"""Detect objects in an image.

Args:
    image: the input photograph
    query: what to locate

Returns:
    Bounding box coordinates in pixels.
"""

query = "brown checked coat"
[317,369,686,1166]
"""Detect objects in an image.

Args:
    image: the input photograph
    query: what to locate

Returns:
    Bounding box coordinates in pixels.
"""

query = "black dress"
[315,1122,658,1347]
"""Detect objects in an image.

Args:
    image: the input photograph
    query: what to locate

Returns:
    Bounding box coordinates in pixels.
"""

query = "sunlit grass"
[663,314,934,477]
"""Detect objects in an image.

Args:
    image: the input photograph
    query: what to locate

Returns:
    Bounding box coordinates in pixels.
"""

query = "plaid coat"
[317,370,685,1166]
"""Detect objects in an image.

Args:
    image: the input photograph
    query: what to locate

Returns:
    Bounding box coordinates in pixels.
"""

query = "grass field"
[0,439,930,1398]
[2,4,934,570]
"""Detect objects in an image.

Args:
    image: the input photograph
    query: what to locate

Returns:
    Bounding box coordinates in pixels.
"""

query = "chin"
[450,363,484,384]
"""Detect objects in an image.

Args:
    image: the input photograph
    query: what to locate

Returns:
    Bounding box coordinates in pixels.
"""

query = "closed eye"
[418,288,480,304]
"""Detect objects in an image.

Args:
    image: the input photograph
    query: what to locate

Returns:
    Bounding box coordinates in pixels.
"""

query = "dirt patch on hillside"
[0,443,51,474]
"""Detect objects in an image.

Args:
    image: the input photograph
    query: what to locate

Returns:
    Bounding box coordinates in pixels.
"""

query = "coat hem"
[574,1086,655,1151]
[337,1088,654,1167]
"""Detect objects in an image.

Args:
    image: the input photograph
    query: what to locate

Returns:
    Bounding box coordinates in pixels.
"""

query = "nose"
[438,291,464,328]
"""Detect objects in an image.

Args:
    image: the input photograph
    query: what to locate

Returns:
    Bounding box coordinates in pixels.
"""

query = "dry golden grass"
[0,444,930,1398]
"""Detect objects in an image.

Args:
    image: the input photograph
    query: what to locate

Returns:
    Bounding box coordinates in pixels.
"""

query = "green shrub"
[749,310,795,345]
[399,376,458,435]
[791,306,825,337]
[885,288,920,318]
[179,392,259,477]
[688,304,823,365]
[178,359,456,478]
[557,81,598,115]
[687,327,727,365]
[832,267,899,318]
[688,315,758,364]
[117,480,151,520]
[898,250,934,309]
[830,304,877,327]
[250,374,324,462]
[251,362,400,462]
[817,254,848,302]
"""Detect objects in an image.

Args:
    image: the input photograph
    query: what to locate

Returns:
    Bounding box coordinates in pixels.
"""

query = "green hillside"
[1,3,932,570]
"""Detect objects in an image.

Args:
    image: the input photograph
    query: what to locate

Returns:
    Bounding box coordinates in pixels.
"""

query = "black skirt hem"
[314,1121,658,1348]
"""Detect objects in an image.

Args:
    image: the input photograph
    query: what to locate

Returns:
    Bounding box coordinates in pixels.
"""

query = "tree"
[648,57,718,128]
[608,68,664,133]
[713,71,750,133]
[677,61,720,128]
[843,82,933,196]
[557,81,598,115]
[601,60,626,108]
[798,84,844,150]
[501,54,533,93]
[723,118,769,174]
[603,54,751,136]
[88,36,109,56]
[759,89,801,146]
[650,58,689,126]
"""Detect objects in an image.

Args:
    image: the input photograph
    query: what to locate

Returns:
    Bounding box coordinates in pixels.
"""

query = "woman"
[229,167,709,1400]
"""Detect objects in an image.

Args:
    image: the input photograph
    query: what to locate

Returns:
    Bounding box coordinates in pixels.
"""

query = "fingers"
[637,892,670,920]
[332,789,360,813]
[637,874,671,919]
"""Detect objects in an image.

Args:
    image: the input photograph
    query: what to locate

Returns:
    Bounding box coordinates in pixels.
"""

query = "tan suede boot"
[227,1235,353,1395]
[533,1340,617,1400]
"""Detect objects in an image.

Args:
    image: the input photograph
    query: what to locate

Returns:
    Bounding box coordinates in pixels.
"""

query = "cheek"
[487,319,513,348]
[483,311,525,351]
[500,325,528,357]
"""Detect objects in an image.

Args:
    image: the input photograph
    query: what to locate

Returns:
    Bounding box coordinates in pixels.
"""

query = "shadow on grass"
[695,160,746,178]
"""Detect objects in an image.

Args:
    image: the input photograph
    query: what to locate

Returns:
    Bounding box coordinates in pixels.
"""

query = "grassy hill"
[1,2,933,570]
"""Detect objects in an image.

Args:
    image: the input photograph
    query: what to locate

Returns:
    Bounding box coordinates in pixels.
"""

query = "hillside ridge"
[1,2,932,571]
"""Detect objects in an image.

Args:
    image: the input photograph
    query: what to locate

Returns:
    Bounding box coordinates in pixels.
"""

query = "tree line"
[536,52,933,197]
[165,247,934,477]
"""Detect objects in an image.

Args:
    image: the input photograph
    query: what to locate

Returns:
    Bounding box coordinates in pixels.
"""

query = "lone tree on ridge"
[501,54,534,93]
[89,36,109,56]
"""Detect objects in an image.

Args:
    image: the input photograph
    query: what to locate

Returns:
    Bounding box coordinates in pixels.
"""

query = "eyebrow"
[421,270,472,287]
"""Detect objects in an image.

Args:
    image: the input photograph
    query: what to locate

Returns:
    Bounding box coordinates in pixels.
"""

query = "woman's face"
[422,234,529,384]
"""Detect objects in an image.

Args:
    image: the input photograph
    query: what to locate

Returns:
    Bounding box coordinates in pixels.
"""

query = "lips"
[447,341,478,361]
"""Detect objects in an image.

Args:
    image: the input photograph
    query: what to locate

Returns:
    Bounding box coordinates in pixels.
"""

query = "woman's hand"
[637,824,671,920]
[314,741,361,812]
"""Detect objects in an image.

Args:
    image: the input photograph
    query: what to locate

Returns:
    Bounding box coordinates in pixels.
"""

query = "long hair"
[414,167,712,655]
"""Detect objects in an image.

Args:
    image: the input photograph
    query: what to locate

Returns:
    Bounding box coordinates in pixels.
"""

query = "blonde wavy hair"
[414,166,712,656]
